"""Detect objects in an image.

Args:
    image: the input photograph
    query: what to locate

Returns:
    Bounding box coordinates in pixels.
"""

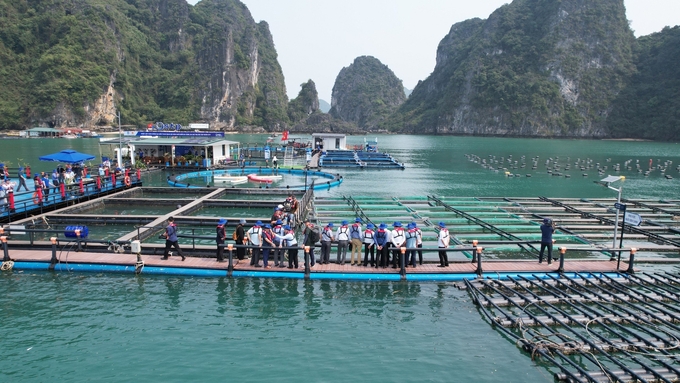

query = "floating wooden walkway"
[3,249,629,279]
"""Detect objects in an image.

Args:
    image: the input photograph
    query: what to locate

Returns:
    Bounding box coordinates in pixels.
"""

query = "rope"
[1,260,14,271]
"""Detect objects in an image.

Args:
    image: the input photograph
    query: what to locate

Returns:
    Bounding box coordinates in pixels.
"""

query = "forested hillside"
[0,0,288,130]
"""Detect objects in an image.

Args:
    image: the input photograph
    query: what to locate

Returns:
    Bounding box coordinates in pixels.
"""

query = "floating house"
[312,133,347,150]
[99,135,240,168]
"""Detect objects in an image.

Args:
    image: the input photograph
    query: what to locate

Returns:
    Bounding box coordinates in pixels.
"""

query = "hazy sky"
[187,0,680,102]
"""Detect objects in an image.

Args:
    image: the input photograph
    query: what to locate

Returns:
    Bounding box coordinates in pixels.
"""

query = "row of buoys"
[466,153,679,182]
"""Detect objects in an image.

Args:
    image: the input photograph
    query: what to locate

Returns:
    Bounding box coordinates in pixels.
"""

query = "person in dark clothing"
[375,223,390,268]
[216,218,227,262]
[17,167,28,192]
[161,217,185,261]
[303,220,320,267]
[539,218,555,264]
[235,219,246,262]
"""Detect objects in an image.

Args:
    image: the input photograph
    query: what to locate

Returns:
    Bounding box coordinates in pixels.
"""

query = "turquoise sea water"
[1,135,679,381]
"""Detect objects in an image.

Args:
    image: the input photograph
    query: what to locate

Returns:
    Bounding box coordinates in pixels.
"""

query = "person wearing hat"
[539,218,556,264]
[413,222,424,265]
[161,217,185,261]
[391,222,406,269]
[273,225,299,269]
[303,220,320,267]
[320,222,335,264]
[437,222,450,267]
[362,223,376,267]
[262,224,276,268]
[405,223,418,267]
[216,219,228,262]
[349,217,363,266]
[235,219,247,262]
[247,220,263,267]
[374,223,391,268]
[336,220,350,265]
[272,219,286,267]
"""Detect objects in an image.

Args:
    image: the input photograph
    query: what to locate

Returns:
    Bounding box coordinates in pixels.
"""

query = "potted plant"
[176,156,186,166]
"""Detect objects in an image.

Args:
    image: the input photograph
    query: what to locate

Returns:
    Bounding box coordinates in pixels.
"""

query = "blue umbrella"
[39,149,95,164]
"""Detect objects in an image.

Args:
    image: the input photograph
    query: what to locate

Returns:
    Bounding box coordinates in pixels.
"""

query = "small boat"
[61,134,78,139]
[247,173,283,183]
[213,175,248,185]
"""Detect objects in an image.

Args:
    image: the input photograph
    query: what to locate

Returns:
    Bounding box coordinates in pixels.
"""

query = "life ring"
[124,176,131,187]
[32,192,41,205]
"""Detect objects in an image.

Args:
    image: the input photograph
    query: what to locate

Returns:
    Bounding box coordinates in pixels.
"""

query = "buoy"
[526,174,532,177]
[124,175,131,187]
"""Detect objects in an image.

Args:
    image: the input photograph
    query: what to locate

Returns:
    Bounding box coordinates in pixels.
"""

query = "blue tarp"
[39,149,95,163]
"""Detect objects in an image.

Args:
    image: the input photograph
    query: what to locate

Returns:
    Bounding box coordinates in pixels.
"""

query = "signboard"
[136,131,224,138]
[624,212,642,226]
[189,123,210,130]
[614,202,626,211]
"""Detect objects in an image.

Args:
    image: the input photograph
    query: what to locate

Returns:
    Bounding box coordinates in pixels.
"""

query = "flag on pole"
[281,130,289,141]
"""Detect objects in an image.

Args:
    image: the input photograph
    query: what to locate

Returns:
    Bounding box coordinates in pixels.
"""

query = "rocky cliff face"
[0,0,288,130]
[391,0,636,137]
[330,56,406,130]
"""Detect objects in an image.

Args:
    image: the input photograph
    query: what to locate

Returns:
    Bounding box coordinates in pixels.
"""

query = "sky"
[187,0,680,102]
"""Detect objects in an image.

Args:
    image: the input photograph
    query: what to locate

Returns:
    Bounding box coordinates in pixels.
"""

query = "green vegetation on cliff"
[389,0,636,137]
[606,26,680,140]
[0,0,288,130]
[330,56,405,130]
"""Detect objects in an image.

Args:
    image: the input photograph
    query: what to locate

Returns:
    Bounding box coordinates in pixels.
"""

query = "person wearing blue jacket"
[539,218,555,264]
[162,217,185,261]
[374,223,391,268]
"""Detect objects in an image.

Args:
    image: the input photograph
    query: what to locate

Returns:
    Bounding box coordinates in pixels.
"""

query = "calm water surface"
[0,273,550,382]
[1,135,678,381]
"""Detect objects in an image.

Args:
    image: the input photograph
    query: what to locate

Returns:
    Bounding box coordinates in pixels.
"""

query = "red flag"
[281,130,288,141]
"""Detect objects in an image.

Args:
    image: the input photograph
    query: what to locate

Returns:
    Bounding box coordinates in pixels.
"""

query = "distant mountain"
[329,56,406,130]
[404,88,412,98]
[318,99,331,113]
[387,0,636,137]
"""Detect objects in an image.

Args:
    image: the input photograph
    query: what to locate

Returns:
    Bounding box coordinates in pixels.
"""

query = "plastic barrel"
[65,225,89,238]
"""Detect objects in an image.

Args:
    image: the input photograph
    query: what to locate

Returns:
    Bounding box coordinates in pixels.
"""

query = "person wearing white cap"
[437,222,450,267]
[336,220,350,265]
[216,219,227,262]
[248,220,263,267]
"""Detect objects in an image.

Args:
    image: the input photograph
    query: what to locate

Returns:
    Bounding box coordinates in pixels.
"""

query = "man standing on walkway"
[320,222,334,265]
[17,167,28,192]
[437,222,450,267]
[216,218,227,262]
[161,217,185,261]
[349,217,362,266]
[303,220,320,267]
[539,218,555,264]
[272,219,286,267]
[362,223,375,267]
[247,220,263,267]
[390,222,405,269]
[335,220,350,265]
[375,223,391,268]
[235,219,246,263]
